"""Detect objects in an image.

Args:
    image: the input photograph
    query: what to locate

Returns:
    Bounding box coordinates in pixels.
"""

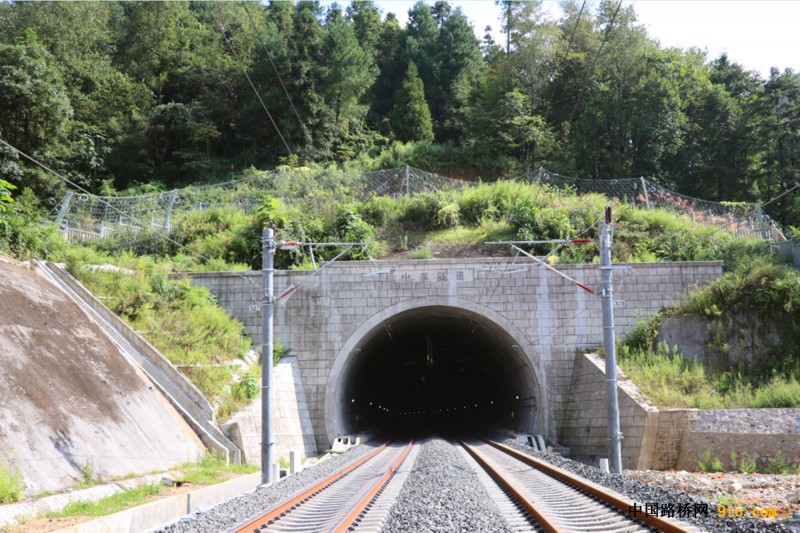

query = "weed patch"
[0,456,24,503]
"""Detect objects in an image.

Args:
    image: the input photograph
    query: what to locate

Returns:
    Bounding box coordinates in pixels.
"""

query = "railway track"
[459,439,697,532]
[231,441,416,533]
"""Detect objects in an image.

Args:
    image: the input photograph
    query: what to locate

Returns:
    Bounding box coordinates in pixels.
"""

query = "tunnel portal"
[332,306,540,437]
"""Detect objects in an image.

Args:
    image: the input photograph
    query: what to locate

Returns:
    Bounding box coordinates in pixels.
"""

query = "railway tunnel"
[327,305,542,439]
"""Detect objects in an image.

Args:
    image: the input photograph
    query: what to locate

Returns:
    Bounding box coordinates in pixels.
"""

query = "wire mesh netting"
[51,165,772,243]
[536,169,771,239]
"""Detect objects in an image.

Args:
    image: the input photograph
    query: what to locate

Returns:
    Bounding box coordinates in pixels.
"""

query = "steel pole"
[261,228,275,484]
[599,212,623,474]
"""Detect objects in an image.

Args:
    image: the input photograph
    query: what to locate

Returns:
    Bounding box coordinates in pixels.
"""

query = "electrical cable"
[761,182,800,209]
[567,0,623,126]
[203,1,293,156]
[0,136,265,305]
[241,0,307,142]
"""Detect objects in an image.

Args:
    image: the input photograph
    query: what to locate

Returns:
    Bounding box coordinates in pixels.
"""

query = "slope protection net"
[536,169,772,239]
[51,166,772,242]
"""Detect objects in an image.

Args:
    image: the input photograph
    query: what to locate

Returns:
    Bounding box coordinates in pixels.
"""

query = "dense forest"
[0,0,798,227]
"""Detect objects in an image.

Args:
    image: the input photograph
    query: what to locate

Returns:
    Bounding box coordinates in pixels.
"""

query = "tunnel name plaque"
[391,268,474,284]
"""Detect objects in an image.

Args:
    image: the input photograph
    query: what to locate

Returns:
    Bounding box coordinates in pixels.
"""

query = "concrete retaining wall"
[561,357,800,472]
[658,312,781,367]
[651,409,699,470]
[673,409,800,471]
[222,357,317,465]
[676,433,800,471]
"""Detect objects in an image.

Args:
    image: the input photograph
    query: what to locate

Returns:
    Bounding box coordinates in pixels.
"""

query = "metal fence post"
[55,191,74,228]
[639,177,651,210]
[754,204,770,240]
[164,190,178,231]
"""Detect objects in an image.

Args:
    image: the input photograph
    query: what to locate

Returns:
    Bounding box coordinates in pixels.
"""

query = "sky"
[355,0,800,79]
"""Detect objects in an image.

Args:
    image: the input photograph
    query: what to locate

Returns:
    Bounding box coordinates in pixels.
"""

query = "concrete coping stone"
[0,472,181,528]
[59,473,262,533]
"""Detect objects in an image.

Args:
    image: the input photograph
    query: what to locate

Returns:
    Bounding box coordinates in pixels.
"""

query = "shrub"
[409,246,434,259]
[766,451,792,475]
[398,191,446,228]
[751,376,800,408]
[358,195,401,227]
[0,456,24,503]
[231,371,259,401]
[738,453,758,474]
[334,205,376,259]
[698,449,724,473]
[434,202,460,228]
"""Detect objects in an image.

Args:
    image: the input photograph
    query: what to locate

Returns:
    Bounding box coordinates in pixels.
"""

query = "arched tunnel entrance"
[327,304,543,440]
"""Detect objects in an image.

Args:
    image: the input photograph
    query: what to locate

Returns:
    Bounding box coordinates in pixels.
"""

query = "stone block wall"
[651,409,699,470]
[560,352,660,469]
[674,409,800,471]
[187,259,722,451]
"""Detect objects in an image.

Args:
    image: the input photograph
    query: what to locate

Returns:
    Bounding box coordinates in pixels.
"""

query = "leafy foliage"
[0,1,798,229]
[0,455,23,503]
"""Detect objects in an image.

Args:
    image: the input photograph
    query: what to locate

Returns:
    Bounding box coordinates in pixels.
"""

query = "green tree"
[667,54,755,201]
[561,4,687,179]
[0,39,72,196]
[435,8,483,142]
[286,3,332,160]
[496,0,560,118]
[323,19,377,125]
[392,63,434,142]
[0,179,16,214]
[402,2,439,119]
[346,0,382,57]
[366,13,403,132]
[752,68,800,227]
[471,87,551,166]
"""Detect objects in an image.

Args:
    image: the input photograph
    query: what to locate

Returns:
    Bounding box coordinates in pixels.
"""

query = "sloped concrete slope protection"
[0,257,205,495]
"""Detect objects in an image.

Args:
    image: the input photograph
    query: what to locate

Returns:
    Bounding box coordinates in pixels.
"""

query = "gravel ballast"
[156,443,379,532]
[501,437,794,532]
[156,436,795,532]
[382,438,512,532]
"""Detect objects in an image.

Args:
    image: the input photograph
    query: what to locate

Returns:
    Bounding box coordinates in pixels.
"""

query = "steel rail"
[232,441,412,533]
[460,440,560,532]
[331,441,413,532]
[479,439,693,533]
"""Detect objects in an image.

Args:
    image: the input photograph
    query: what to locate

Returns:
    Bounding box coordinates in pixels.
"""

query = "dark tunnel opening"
[336,306,540,439]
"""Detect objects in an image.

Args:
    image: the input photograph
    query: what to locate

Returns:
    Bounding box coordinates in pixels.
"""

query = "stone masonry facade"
[187,259,722,452]
[652,409,700,470]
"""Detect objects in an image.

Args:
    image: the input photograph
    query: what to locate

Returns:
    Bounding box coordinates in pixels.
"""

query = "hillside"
[0,1,798,229]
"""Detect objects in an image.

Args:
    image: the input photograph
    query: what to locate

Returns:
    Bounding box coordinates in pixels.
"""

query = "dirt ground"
[625,469,800,522]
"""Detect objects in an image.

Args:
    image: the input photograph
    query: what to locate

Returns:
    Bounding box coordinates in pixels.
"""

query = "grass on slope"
[59,247,258,420]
